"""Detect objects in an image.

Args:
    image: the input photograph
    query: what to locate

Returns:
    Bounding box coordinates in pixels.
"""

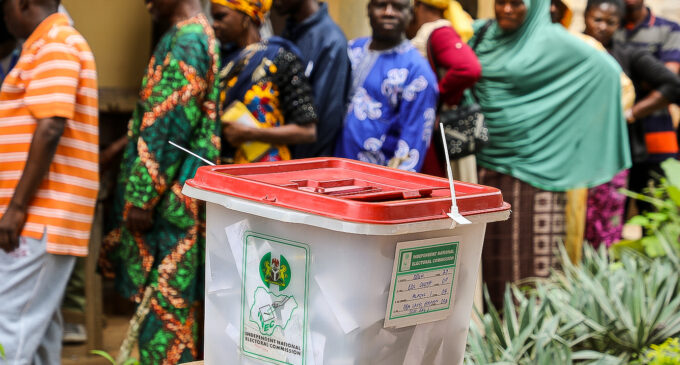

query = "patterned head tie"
[211,0,272,25]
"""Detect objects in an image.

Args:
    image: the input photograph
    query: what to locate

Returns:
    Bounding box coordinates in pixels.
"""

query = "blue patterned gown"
[335,38,438,172]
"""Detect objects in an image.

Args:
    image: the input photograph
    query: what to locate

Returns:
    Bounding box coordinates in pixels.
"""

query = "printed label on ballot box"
[384,237,460,328]
[240,231,309,365]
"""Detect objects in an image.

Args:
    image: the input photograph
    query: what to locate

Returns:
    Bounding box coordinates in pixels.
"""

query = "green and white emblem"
[259,252,291,290]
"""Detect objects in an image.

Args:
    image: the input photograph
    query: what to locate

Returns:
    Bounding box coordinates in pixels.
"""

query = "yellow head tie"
[417,0,473,42]
[417,0,449,9]
[211,0,272,25]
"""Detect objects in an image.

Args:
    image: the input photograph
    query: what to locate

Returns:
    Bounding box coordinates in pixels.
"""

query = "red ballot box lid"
[185,158,510,225]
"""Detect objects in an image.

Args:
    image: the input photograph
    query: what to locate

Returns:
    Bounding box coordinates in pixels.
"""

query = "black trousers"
[627,162,664,214]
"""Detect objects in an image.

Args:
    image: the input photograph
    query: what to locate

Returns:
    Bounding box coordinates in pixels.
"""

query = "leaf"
[628,216,650,226]
[90,350,116,364]
[647,212,669,222]
[619,188,668,207]
[667,186,680,207]
[503,287,518,339]
[572,350,621,361]
[0,343,4,360]
[641,236,665,258]
[657,227,680,269]
[661,158,680,188]
[611,240,645,259]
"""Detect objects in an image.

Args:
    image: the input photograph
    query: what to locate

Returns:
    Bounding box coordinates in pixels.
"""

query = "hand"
[125,206,154,233]
[222,122,254,147]
[0,203,28,253]
[100,135,129,169]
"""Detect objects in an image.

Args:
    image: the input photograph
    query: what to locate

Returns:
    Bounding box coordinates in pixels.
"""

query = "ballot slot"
[280,178,438,201]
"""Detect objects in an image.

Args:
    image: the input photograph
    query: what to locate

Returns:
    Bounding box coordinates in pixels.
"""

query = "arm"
[627,49,680,121]
[666,62,679,74]
[223,122,316,145]
[430,27,482,106]
[100,135,129,168]
[223,49,318,147]
[629,91,669,122]
[389,66,439,172]
[0,118,65,252]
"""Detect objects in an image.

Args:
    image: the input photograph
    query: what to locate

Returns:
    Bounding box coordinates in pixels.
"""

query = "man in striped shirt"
[615,0,680,210]
[0,0,98,363]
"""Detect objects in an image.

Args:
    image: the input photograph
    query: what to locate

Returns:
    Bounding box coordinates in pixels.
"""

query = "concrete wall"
[327,0,371,40]
[62,0,151,93]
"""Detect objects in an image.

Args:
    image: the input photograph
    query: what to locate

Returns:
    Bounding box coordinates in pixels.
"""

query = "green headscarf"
[470,0,630,191]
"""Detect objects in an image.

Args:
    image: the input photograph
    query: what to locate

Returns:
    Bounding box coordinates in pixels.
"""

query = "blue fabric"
[219,42,241,69]
[0,47,20,82]
[617,9,680,64]
[0,232,76,365]
[283,3,351,158]
[335,38,438,172]
[223,36,301,105]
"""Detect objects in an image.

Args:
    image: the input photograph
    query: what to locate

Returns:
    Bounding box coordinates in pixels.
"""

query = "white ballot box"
[182,158,510,365]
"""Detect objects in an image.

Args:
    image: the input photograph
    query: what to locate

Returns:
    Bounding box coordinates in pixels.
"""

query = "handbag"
[627,120,648,164]
[427,20,493,159]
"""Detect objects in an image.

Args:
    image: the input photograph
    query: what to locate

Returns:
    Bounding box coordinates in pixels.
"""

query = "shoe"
[63,323,87,344]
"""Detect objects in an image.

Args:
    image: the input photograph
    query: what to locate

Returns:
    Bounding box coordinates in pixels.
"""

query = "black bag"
[438,101,488,158]
[427,20,493,159]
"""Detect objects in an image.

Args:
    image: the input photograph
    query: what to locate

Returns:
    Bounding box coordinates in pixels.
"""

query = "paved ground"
[62,315,134,365]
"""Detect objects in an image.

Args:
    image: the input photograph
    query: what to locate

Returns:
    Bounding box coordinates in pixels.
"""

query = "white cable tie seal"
[439,123,471,227]
[169,141,216,166]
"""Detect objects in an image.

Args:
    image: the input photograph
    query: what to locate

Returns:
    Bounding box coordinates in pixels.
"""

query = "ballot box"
[182,158,510,365]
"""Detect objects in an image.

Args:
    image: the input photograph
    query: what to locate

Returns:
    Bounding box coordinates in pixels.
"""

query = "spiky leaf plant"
[466,285,579,364]
[553,244,680,359]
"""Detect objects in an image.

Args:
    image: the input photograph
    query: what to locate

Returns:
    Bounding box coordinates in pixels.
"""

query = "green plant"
[0,343,5,360]
[552,244,680,360]
[90,350,139,365]
[466,160,680,363]
[465,284,625,364]
[636,337,680,365]
[90,286,153,365]
[615,159,680,259]
[465,244,680,364]
[465,286,574,364]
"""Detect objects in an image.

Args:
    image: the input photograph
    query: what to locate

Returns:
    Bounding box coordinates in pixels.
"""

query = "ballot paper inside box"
[182,158,510,365]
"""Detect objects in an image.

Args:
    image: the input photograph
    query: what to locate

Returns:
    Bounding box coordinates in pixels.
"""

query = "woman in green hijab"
[473,0,630,307]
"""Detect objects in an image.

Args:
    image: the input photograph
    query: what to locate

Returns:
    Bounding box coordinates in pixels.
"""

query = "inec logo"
[259,252,291,291]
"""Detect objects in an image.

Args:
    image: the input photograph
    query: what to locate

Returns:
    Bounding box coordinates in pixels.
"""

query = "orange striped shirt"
[0,14,98,257]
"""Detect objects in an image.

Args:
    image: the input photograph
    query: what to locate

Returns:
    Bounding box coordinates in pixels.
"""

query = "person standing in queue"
[335,0,438,172]
[99,0,220,363]
[407,0,482,181]
[211,0,318,164]
[274,0,351,159]
[0,0,98,363]
[474,0,630,307]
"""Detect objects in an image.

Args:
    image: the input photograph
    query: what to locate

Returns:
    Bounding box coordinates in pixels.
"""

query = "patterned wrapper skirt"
[585,170,629,248]
[479,168,566,308]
